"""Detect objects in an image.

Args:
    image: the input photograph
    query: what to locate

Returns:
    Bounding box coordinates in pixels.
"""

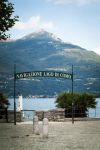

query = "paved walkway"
[0,121,100,150]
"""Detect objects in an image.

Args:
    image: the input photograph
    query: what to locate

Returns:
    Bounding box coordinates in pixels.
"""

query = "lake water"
[8,98,100,119]
[9,98,55,110]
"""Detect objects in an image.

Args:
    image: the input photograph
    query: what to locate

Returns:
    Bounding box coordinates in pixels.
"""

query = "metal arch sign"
[15,71,72,80]
[13,64,74,125]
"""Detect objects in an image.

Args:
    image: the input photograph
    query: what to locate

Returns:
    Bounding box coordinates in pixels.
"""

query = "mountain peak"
[21,30,62,42]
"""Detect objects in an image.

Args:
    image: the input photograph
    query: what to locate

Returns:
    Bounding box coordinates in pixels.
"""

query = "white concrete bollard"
[33,115,39,135]
[42,118,49,138]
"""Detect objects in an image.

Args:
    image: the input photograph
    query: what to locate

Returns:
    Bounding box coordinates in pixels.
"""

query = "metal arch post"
[72,64,74,124]
[14,64,16,125]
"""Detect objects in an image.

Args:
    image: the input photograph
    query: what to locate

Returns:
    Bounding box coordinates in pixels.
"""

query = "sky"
[10,0,100,55]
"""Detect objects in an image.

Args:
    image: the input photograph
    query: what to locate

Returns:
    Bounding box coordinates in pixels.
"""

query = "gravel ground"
[0,121,100,150]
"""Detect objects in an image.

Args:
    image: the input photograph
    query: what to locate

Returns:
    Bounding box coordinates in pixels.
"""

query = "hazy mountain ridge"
[0,30,100,96]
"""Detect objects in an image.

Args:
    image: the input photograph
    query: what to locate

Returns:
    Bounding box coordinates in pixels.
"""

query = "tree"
[0,92,9,109]
[0,92,9,122]
[0,0,19,40]
[55,92,97,117]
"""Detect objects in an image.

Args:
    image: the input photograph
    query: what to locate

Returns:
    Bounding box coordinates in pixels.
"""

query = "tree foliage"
[0,92,9,109]
[0,0,19,40]
[55,92,97,117]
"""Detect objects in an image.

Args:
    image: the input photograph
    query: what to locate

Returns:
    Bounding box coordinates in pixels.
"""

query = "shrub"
[55,92,97,117]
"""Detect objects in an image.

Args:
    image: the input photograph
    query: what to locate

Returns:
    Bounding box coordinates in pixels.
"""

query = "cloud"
[14,16,40,30]
[14,16,56,31]
[46,0,99,6]
[41,22,54,29]
[94,47,100,55]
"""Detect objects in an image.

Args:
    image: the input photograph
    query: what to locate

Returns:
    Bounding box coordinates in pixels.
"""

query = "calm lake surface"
[8,98,100,118]
[9,98,55,110]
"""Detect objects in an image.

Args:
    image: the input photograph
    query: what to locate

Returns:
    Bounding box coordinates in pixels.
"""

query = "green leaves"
[0,92,9,109]
[0,0,19,40]
[55,92,96,117]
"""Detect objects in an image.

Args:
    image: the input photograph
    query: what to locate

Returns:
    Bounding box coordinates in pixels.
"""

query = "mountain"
[0,30,100,97]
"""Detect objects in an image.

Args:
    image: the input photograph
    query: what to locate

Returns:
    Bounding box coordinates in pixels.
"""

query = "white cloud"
[94,47,100,55]
[14,16,56,31]
[46,0,99,6]
[14,16,40,30]
[41,22,54,29]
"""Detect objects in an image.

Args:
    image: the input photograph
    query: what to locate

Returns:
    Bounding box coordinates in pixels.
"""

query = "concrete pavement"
[0,121,100,150]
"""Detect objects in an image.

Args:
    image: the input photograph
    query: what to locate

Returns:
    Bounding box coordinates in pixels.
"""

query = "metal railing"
[21,110,35,121]
[21,107,100,122]
[88,107,100,118]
